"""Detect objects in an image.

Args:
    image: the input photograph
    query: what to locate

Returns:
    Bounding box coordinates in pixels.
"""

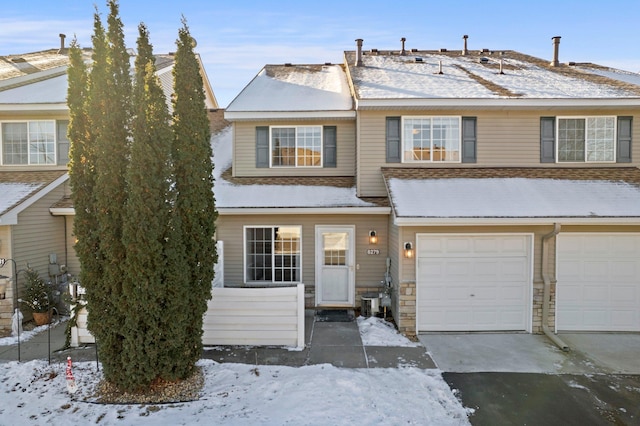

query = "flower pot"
[32,310,52,326]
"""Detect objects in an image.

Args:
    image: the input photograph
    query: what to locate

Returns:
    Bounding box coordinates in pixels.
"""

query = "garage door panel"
[557,234,640,332]
[417,234,531,332]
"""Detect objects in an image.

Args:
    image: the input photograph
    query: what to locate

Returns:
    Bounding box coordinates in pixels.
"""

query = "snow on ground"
[357,315,420,347]
[0,318,65,346]
[0,360,470,425]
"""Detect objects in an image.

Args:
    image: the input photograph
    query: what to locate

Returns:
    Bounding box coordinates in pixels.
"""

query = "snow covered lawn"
[1,359,471,425]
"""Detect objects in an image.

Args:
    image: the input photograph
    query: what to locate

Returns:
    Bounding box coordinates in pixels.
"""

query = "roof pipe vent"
[355,38,364,67]
[499,58,505,74]
[58,33,66,54]
[437,60,443,74]
[400,37,406,56]
[550,36,561,67]
[462,35,469,55]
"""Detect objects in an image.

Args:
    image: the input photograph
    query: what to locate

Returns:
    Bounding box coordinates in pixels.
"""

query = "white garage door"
[557,234,640,332]
[417,234,532,332]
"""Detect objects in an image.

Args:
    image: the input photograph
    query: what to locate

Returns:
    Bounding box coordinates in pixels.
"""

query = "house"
[221,36,640,339]
[0,38,219,333]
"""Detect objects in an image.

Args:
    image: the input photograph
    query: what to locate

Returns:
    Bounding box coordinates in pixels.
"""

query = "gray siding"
[231,121,356,177]
[217,213,389,292]
[358,109,640,197]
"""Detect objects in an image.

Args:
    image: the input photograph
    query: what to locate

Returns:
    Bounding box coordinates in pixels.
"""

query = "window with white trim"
[557,116,616,162]
[402,116,461,162]
[271,126,322,167]
[245,226,301,283]
[1,120,56,165]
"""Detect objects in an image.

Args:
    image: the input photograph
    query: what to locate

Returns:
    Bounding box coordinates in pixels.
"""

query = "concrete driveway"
[419,333,640,425]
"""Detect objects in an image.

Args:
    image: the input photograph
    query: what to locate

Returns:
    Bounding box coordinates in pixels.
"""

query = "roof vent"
[58,33,67,54]
[284,63,292,67]
[481,48,490,53]
[415,57,423,63]
[499,58,505,74]
[439,48,448,53]
[411,48,418,52]
[400,37,407,56]
[479,57,489,64]
[462,35,469,55]
[436,60,444,74]
[550,36,561,67]
[324,62,332,66]
[370,48,378,55]
[355,38,364,66]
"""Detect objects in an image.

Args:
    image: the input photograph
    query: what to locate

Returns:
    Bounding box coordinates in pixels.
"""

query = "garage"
[416,234,532,332]
[557,233,640,332]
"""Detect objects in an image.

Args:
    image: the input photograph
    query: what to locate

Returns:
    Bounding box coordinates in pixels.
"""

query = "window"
[1,121,56,165]
[271,126,322,167]
[402,117,461,162]
[557,117,615,162]
[245,226,301,283]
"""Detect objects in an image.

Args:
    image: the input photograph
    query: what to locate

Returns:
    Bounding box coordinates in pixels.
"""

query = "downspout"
[541,223,569,351]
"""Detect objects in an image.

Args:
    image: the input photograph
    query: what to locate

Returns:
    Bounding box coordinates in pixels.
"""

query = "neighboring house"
[221,36,640,337]
[0,40,218,333]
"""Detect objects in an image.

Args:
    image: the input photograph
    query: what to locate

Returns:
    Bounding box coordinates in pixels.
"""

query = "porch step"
[315,309,355,323]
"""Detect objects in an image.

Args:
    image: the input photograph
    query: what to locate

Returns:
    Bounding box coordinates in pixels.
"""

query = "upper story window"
[245,226,301,284]
[541,116,632,164]
[402,117,461,163]
[1,120,56,165]
[557,117,616,162]
[271,126,322,167]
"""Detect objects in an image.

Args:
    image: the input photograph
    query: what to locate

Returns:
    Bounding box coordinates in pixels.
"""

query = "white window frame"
[1,120,57,165]
[269,125,323,168]
[243,225,302,284]
[556,116,617,163]
[401,116,462,163]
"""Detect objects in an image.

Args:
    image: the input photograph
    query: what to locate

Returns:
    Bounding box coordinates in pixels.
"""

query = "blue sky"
[1,0,639,107]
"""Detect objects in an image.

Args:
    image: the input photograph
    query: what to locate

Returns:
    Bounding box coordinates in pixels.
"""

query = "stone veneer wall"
[396,281,416,336]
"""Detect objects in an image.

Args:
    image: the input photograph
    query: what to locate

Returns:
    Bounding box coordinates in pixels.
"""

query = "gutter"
[541,223,569,351]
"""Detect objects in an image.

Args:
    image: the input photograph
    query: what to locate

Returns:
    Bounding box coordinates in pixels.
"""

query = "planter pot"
[32,310,52,326]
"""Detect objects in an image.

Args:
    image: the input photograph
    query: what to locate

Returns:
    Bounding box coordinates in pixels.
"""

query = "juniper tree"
[90,0,132,383]
[119,23,190,389]
[172,19,217,368]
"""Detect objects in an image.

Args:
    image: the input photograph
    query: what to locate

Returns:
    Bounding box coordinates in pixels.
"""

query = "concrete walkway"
[0,311,436,369]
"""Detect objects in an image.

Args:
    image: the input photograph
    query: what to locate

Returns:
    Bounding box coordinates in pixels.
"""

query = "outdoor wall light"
[369,230,378,245]
[404,242,414,258]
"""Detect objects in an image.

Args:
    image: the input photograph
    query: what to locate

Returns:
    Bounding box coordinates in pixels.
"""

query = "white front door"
[316,226,355,306]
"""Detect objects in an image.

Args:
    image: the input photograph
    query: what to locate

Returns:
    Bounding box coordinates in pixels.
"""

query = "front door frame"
[315,225,356,307]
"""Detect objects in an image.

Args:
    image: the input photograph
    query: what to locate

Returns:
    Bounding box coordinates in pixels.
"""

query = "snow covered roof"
[345,50,640,108]
[0,171,68,221]
[225,64,354,120]
[382,167,640,224]
[212,126,385,212]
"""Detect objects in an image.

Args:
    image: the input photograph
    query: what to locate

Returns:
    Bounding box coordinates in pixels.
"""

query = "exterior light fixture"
[404,242,414,258]
[369,230,378,245]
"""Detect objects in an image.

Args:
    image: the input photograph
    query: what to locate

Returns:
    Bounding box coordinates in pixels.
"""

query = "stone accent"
[208,109,230,134]
[532,280,556,334]
[397,281,416,336]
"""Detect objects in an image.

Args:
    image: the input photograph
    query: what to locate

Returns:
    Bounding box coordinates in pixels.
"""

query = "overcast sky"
[1,0,639,107]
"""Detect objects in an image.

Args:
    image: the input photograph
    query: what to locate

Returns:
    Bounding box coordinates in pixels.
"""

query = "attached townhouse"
[221,36,640,339]
[0,40,218,333]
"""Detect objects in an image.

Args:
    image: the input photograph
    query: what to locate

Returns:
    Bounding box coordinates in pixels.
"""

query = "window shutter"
[461,117,477,163]
[323,126,337,167]
[386,117,401,163]
[56,120,70,166]
[540,117,556,163]
[617,116,632,163]
[256,126,269,168]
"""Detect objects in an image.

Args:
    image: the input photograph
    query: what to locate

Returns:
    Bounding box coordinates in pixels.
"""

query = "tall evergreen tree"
[172,19,217,368]
[119,23,189,389]
[91,0,132,382]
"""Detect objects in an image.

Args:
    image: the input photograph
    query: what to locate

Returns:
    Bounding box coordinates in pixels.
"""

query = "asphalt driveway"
[419,333,640,425]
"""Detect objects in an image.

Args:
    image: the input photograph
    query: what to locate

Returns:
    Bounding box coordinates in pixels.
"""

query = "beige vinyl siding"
[0,225,10,260]
[231,120,356,177]
[388,215,400,319]
[358,109,640,197]
[217,213,388,290]
[64,215,80,277]
[13,184,67,285]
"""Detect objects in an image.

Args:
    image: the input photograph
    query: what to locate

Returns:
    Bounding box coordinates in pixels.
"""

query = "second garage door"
[557,233,640,332]
[417,234,532,332]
